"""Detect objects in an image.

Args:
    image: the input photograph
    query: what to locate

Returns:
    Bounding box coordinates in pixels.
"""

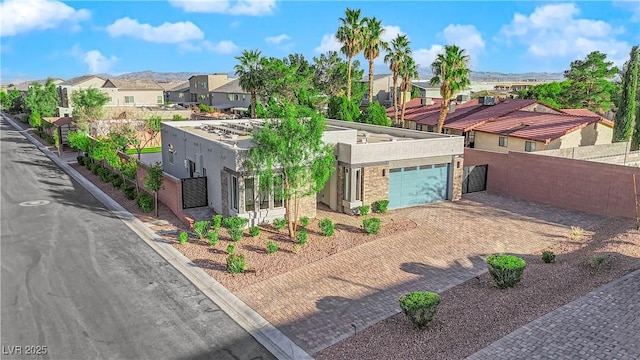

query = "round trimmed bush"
[486,254,526,288]
[399,291,440,329]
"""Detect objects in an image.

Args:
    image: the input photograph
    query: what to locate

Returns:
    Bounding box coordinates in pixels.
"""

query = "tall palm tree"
[362,17,388,104]
[336,8,365,101]
[234,49,263,119]
[384,34,411,126]
[430,45,471,133]
[399,56,418,127]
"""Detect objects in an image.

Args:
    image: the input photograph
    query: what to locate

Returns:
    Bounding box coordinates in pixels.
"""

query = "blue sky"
[1,0,639,83]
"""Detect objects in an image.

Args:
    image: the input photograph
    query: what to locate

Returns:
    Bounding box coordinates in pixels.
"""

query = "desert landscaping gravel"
[315,217,640,360]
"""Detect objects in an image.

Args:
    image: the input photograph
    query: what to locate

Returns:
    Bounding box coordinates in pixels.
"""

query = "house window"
[168,144,174,164]
[260,188,270,209]
[245,178,255,211]
[273,175,284,208]
[200,82,207,89]
[227,94,233,101]
[125,96,134,104]
[525,141,536,152]
[157,96,163,104]
[416,124,423,131]
[235,94,240,101]
[231,175,239,211]
[179,93,184,99]
[242,94,246,101]
[343,168,350,201]
[355,169,361,201]
[427,125,435,132]
[499,137,508,147]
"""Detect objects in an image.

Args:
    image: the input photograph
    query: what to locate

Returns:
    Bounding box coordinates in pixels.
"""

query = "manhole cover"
[19,200,50,207]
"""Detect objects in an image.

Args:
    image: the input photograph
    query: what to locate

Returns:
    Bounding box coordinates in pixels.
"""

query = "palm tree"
[384,34,411,126]
[336,8,365,101]
[399,56,418,127]
[234,49,263,119]
[362,17,388,105]
[430,45,471,133]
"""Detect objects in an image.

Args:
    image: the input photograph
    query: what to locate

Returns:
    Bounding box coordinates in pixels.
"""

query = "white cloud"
[442,24,485,56]
[106,17,204,44]
[84,50,118,74]
[0,0,90,37]
[179,40,239,54]
[413,45,445,68]
[381,25,405,43]
[265,34,290,44]
[499,3,630,66]
[169,0,276,16]
[315,34,341,53]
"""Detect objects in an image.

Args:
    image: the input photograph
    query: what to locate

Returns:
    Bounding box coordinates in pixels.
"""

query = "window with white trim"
[499,137,508,147]
[525,141,536,152]
[245,178,255,211]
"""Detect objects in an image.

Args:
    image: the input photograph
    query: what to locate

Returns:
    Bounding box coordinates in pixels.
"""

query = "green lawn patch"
[125,147,162,155]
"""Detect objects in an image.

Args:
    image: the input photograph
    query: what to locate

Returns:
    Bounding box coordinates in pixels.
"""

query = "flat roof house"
[161,119,464,225]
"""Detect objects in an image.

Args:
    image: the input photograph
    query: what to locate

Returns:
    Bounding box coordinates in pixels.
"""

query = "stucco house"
[163,81,191,107]
[160,119,464,225]
[361,74,396,108]
[208,78,251,115]
[188,73,232,105]
[56,75,107,116]
[101,78,165,107]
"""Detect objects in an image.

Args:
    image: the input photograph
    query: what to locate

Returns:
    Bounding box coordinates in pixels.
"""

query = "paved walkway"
[467,269,640,359]
[235,192,606,354]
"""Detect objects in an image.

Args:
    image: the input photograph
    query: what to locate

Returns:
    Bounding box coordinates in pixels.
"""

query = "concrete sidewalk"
[1,112,312,360]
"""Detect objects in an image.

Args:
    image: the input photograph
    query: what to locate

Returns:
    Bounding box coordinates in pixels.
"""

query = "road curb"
[2,114,313,360]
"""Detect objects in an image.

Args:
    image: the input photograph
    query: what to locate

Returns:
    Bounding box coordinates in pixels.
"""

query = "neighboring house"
[411,81,472,100]
[361,74,395,107]
[163,81,191,107]
[208,78,251,115]
[101,78,165,107]
[6,78,65,105]
[161,119,464,225]
[188,73,232,104]
[56,75,107,116]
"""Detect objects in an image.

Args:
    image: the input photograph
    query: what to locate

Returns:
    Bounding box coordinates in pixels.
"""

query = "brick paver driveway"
[235,193,607,355]
[467,269,640,359]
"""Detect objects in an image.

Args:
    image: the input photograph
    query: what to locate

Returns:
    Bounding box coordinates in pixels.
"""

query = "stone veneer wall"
[362,165,389,206]
[451,158,463,201]
[297,195,317,219]
[336,165,345,213]
[220,171,229,217]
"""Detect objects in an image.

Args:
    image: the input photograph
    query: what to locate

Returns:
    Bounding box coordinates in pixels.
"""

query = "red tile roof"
[385,98,443,120]
[561,109,614,127]
[472,111,604,143]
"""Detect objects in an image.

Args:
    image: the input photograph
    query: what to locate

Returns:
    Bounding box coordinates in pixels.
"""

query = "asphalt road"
[0,119,275,360]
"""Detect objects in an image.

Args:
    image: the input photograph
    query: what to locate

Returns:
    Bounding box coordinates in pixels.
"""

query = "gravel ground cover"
[315,217,640,360]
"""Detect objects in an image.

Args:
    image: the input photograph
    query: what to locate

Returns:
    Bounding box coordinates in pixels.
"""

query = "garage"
[388,164,450,209]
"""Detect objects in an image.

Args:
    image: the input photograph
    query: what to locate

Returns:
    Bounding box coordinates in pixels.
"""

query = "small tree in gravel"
[399,291,440,329]
[143,162,164,217]
[193,221,210,240]
[486,254,526,288]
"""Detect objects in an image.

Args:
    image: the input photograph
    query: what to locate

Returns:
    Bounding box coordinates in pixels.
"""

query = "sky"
[1,0,639,83]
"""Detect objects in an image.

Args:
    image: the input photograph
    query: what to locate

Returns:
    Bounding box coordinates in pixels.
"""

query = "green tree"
[24,79,58,118]
[336,7,365,100]
[613,46,639,144]
[144,162,164,217]
[313,51,362,98]
[385,35,411,126]
[258,54,319,109]
[67,130,92,155]
[359,101,392,126]
[246,102,335,240]
[70,87,110,133]
[411,86,421,99]
[0,89,20,112]
[517,81,570,109]
[328,95,361,121]
[120,157,139,191]
[563,51,619,113]
[120,116,162,161]
[235,49,264,119]
[400,56,419,127]
[430,45,472,133]
[362,16,388,104]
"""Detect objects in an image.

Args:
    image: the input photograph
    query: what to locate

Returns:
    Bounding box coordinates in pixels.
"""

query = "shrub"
[77,155,85,166]
[266,241,278,254]
[319,218,335,237]
[299,216,310,228]
[541,251,556,264]
[136,192,155,213]
[228,228,243,242]
[249,226,260,237]
[208,231,219,246]
[570,226,583,240]
[227,253,246,274]
[272,217,286,230]
[296,230,308,245]
[178,231,188,244]
[111,176,123,188]
[589,254,609,273]
[223,216,248,230]
[193,220,210,240]
[226,244,235,254]
[399,291,440,329]
[211,214,223,230]
[172,114,187,121]
[359,205,370,216]
[122,184,137,200]
[486,254,526,288]
[373,200,389,213]
[90,163,101,175]
[84,157,92,168]
[363,217,381,235]
[98,168,112,182]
